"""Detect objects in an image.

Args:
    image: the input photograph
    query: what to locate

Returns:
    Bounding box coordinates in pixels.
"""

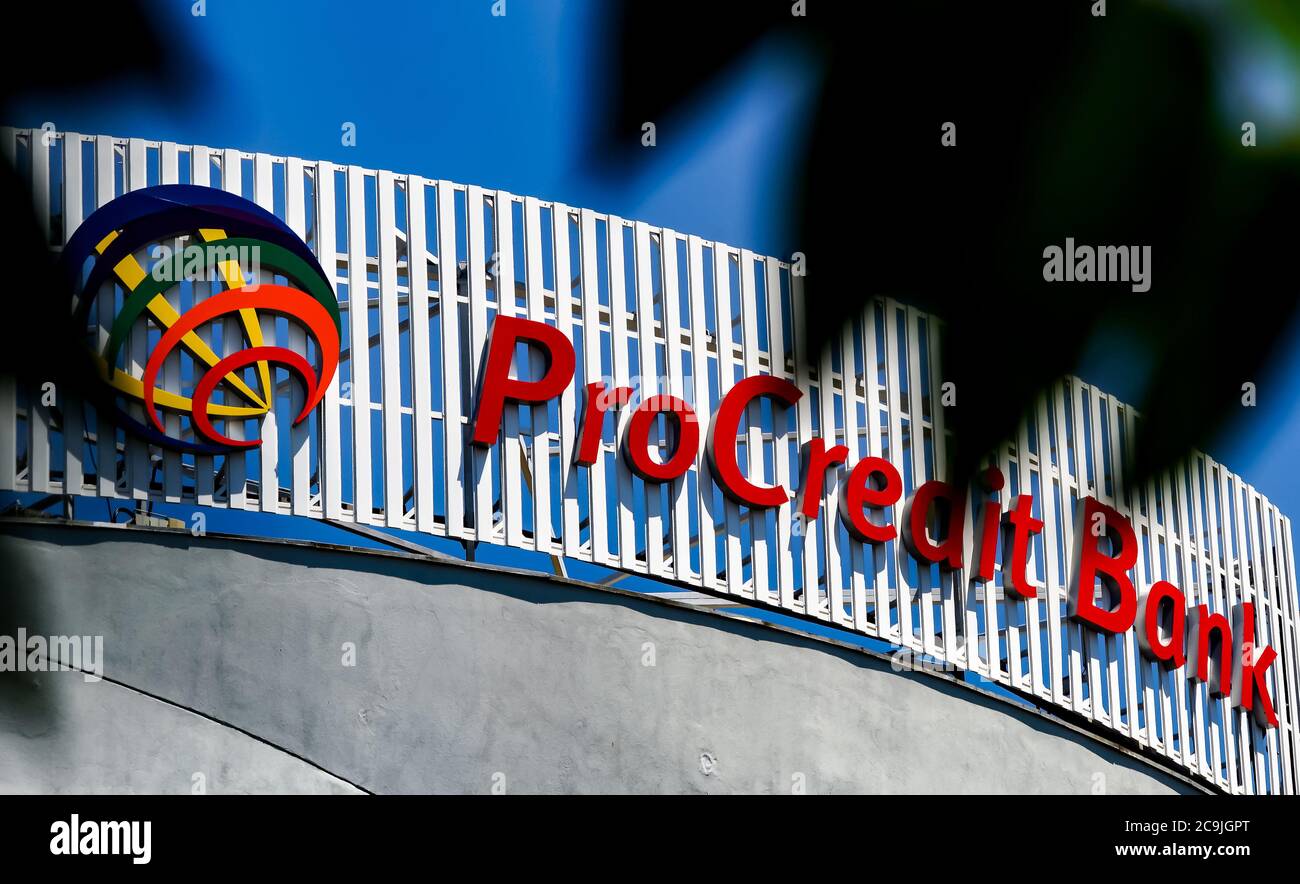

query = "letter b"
[1067,497,1137,634]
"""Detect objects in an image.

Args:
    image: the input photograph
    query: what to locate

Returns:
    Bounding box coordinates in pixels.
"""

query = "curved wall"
[0,519,1200,794]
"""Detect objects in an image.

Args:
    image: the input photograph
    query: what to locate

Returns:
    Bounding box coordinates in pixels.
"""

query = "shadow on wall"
[0,0,190,732]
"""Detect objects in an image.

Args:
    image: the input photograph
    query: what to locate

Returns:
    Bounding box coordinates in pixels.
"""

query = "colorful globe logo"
[60,185,340,455]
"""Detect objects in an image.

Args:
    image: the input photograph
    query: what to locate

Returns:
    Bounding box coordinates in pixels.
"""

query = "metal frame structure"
[2,127,1297,794]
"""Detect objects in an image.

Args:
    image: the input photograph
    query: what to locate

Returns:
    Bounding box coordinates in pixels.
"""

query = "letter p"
[471,316,576,446]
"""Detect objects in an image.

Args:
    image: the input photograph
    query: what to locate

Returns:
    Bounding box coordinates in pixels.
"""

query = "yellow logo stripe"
[93,229,270,413]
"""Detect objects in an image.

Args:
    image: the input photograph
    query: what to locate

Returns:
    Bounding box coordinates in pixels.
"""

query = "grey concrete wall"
[0,669,360,794]
[0,520,1199,794]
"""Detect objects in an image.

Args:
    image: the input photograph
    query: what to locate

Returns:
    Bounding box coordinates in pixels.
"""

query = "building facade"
[1,127,1297,794]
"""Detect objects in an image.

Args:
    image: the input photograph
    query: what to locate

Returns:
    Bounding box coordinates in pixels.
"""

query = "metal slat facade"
[3,128,1298,794]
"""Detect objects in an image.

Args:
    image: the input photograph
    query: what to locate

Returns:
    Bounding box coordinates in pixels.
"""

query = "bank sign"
[473,315,1280,730]
[5,131,1296,793]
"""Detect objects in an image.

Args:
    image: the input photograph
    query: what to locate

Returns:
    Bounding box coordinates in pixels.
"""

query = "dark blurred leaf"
[594,0,1300,491]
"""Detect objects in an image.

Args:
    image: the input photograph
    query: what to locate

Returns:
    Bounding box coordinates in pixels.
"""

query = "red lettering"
[973,468,1004,583]
[1187,604,1232,697]
[837,456,902,543]
[705,375,802,507]
[1001,495,1044,599]
[1136,580,1186,668]
[471,316,575,447]
[797,439,849,520]
[901,480,965,569]
[621,394,699,482]
[1232,603,1279,728]
[575,382,633,465]
[1067,497,1137,634]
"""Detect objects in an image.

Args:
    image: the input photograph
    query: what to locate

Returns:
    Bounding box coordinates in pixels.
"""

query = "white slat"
[0,129,17,490]
[61,133,85,496]
[903,308,936,657]
[738,250,769,603]
[578,210,610,564]
[633,222,663,576]
[525,197,555,554]
[466,185,493,542]
[28,131,52,493]
[317,161,344,519]
[840,309,867,630]
[789,273,820,619]
[554,205,582,560]
[686,235,719,591]
[285,157,312,516]
[221,147,247,509]
[864,301,892,638]
[439,182,466,538]
[494,191,525,551]
[376,171,404,527]
[125,139,151,503]
[406,176,436,533]
[712,245,747,598]
[95,135,119,499]
[253,153,279,514]
[608,216,639,573]
[345,165,372,523]
[191,146,216,507]
[882,301,915,645]
[765,258,795,610]
[159,142,182,504]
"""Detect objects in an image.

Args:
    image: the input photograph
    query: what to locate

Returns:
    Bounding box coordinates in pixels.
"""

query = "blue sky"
[13,0,813,259]
[10,0,1298,519]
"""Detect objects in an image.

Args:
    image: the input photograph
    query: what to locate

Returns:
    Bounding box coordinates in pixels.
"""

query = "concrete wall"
[0,669,360,794]
[0,519,1200,794]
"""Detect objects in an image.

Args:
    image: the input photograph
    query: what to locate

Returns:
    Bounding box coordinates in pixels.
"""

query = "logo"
[60,184,340,454]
